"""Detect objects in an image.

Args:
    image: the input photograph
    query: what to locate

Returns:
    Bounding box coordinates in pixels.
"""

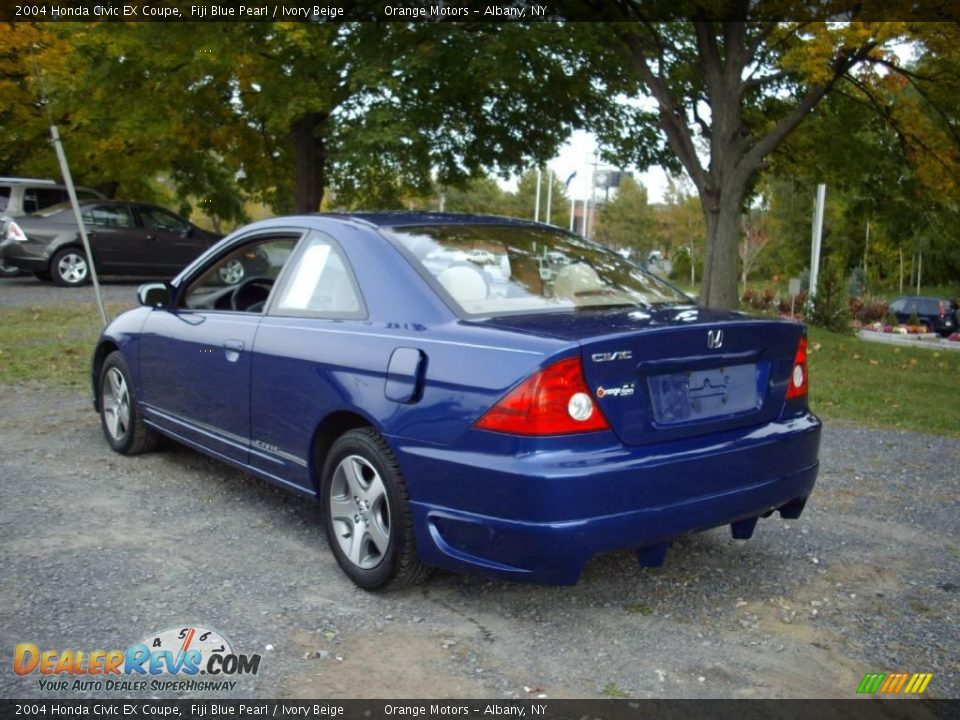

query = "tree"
[591,11,917,308]
[592,175,653,252]
[17,22,603,219]
[739,208,769,287]
[652,176,705,284]
[501,168,571,229]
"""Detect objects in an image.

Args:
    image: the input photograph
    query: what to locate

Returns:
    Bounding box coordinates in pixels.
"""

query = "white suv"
[0,177,106,276]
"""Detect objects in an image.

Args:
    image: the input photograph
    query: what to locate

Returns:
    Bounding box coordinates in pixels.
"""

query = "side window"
[901,298,919,315]
[81,205,133,228]
[273,234,363,317]
[0,186,10,212]
[32,188,69,211]
[140,207,190,233]
[181,236,299,313]
[889,299,905,314]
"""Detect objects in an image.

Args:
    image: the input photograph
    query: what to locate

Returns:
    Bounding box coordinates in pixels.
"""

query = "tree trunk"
[700,189,743,309]
[291,113,327,213]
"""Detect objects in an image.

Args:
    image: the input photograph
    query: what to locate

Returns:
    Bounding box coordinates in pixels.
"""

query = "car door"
[136,205,212,273]
[80,203,154,273]
[248,230,367,490]
[137,232,302,465]
[889,298,910,323]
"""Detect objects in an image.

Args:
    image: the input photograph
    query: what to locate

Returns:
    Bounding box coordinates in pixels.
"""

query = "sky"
[502,130,671,207]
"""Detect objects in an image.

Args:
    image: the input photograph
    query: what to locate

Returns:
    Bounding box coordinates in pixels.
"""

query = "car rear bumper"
[0,239,49,271]
[395,413,821,584]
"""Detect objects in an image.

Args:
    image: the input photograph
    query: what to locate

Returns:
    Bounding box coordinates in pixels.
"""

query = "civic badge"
[707,329,723,349]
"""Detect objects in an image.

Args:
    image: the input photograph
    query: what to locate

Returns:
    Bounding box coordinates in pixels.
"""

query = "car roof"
[323,211,545,229]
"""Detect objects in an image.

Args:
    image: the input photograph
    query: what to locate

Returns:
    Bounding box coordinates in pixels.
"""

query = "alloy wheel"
[101,367,131,442]
[57,252,88,284]
[328,455,391,570]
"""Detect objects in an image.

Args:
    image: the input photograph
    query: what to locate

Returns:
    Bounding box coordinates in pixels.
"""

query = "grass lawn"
[0,303,128,390]
[0,302,957,436]
[807,326,960,436]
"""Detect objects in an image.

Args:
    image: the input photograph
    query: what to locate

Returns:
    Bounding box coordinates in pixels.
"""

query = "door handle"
[223,339,245,362]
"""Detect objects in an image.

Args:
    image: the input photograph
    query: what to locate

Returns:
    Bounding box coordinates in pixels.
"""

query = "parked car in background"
[92,212,821,590]
[0,177,107,276]
[888,296,958,337]
[0,200,222,286]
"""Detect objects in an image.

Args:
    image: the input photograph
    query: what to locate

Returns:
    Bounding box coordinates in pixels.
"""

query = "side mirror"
[138,282,171,308]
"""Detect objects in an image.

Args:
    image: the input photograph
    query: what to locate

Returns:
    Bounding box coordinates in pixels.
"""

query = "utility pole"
[809,183,826,299]
[545,169,553,225]
[534,167,542,222]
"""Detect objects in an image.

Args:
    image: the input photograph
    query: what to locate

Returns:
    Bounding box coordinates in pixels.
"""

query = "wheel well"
[91,341,119,410]
[309,411,372,492]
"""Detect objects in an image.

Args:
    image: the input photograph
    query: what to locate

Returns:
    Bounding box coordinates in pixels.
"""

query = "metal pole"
[899,247,903,293]
[588,152,598,240]
[863,220,870,289]
[569,195,576,233]
[809,183,826,299]
[534,168,541,223]
[545,169,553,225]
[50,125,108,326]
[917,250,922,295]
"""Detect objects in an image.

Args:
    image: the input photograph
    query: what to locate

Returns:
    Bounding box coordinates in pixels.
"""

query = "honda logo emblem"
[707,329,724,349]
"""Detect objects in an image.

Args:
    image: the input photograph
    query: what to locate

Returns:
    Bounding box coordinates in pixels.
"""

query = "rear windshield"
[387,223,691,316]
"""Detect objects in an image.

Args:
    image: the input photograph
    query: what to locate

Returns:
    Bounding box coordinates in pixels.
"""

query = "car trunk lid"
[474,306,804,445]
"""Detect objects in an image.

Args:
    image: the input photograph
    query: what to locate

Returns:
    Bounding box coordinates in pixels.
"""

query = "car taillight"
[6,221,27,243]
[785,336,808,400]
[939,300,945,319]
[475,357,610,435]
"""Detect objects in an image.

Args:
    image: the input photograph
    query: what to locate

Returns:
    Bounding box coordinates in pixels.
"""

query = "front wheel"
[320,428,430,591]
[99,351,158,455]
[51,247,91,286]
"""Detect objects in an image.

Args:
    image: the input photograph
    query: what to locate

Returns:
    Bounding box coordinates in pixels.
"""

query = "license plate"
[648,363,761,425]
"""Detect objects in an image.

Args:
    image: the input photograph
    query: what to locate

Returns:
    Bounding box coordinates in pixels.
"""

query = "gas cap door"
[385,347,425,403]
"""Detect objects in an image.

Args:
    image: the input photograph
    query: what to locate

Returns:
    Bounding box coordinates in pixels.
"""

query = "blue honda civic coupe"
[92,213,821,590]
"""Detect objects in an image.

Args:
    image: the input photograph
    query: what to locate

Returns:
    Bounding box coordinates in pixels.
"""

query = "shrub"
[857,295,889,323]
[809,262,852,334]
[778,290,807,315]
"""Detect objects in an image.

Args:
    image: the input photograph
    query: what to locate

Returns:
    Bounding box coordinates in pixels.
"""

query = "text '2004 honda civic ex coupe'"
[92,213,821,590]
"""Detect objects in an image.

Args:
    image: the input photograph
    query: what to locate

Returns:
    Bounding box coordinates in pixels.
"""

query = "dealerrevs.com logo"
[14,625,261,693]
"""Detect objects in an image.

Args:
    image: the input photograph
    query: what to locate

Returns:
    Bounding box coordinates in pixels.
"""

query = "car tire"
[34,271,52,282]
[51,247,91,286]
[99,351,159,455]
[320,427,430,591]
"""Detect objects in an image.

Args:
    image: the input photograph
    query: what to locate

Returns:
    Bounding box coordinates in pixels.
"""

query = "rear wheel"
[320,428,430,591]
[51,247,91,286]
[99,351,158,455]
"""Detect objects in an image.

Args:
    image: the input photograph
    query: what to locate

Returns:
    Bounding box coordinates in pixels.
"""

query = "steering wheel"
[230,277,274,312]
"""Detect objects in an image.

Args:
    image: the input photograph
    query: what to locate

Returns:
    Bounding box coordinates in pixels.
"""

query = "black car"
[0,201,222,286]
[888,295,958,337]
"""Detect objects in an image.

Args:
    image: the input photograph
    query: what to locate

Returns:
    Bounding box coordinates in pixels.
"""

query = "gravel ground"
[0,380,957,701]
[0,276,145,309]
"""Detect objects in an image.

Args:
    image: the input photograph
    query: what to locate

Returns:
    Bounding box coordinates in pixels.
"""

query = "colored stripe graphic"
[857,672,932,694]
[857,673,885,693]
[880,673,909,693]
[904,673,933,694]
